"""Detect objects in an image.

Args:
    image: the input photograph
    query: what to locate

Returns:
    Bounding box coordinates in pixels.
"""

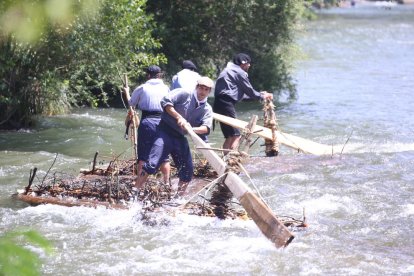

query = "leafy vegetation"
[0,0,164,129]
[1,0,311,129]
[310,0,342,9]
[147,0,305,97]
[0,229,53,276]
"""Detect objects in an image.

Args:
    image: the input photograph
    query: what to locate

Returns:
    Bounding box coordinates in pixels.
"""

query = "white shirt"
[171,69,200,91]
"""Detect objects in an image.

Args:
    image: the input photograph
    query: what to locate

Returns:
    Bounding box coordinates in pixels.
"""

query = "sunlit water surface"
[1,4,414,275]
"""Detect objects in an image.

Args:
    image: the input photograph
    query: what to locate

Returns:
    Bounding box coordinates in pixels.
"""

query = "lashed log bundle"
[184,124,294,248]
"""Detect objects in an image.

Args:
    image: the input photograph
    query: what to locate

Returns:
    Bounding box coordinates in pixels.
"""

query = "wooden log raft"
[184,124,294,248]
[213,112,339,155]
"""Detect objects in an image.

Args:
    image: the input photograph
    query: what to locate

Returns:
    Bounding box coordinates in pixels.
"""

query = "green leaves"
[0,0,307,129]
[0,0,100,44]
[0,229,53,276]
[0,0,164,128]
[147,0,304,97]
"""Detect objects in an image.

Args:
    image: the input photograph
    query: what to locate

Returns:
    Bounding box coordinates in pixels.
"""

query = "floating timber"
[213,112,340,155]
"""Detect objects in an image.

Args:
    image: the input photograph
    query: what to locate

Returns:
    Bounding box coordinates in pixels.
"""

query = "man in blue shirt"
[127,65,170,184]
[135,76,214,197]
[171,60,201,91]
[213,53,273,151]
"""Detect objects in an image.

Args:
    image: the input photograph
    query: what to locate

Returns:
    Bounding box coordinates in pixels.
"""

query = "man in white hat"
[135,76,215,197]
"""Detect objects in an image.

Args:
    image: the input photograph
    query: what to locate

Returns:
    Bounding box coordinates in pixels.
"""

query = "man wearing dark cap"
[171,60,201,91]
[126,65,170,184]
[135,76,215,197]
[213,53,273,151]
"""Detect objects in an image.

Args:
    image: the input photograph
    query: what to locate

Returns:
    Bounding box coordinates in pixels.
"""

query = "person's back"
[130,79,169,113]
[128,65,170,183]
[171,60,200,91]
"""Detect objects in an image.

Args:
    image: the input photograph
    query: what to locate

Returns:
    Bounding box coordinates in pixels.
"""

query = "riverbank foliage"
[146,0,304,95]
[0,229,53,276]
[1,0,306,129]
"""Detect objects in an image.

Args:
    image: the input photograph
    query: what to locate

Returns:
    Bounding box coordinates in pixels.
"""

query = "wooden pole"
[122,74,139,164]
[213,112,339,155]
[184,124,294,248]
[25,167,37,195]
[92,151,99,173]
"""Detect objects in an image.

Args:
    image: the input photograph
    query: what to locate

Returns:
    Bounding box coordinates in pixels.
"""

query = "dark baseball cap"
[146,65,161,77]
[182,60,198,72]
[233,53,251,65]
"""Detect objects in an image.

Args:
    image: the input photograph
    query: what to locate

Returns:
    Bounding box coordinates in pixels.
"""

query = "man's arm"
[193,106,212,135]
[128,86,143,107]
[192,125,209,135]
[239,75,273,101]
[164,105,188,130]
[260,91,273,100]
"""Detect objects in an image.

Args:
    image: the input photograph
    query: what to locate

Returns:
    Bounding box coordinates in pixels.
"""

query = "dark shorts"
[137,117,160,162]
[143,125,193,182]
[213,95,240,138]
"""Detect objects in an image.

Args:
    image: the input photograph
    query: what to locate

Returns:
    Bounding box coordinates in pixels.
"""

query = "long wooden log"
[14,193,128,210]
[184,124,294,248]
[213,112,339,155]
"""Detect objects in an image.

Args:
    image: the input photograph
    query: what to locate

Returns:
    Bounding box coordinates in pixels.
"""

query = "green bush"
[146,0,305,98]
[0,230,53,276]
[0,0,164,129]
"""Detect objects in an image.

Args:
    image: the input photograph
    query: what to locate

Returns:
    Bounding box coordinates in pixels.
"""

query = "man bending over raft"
[135,76,214,197]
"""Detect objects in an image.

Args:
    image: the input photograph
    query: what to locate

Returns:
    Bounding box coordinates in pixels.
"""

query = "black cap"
[182,60,198,72]
[146,65,161,77]
[232,53,251,65]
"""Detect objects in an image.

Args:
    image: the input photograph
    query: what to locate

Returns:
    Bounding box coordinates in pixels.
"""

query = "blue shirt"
[214,62,262,102]
[160,88,212,138]
[129,78,169,111]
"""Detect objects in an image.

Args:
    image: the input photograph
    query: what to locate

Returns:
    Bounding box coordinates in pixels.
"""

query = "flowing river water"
[1,3,413,275]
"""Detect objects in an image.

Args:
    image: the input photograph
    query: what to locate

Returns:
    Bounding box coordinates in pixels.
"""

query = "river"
[1,3,413,275]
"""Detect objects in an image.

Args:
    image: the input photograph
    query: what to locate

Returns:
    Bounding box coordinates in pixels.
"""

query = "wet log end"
[239,192,294,248]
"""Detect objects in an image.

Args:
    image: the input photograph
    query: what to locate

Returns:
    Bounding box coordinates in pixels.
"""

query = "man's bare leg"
[135,170,149,190]
[137,160,144,176]
[223,136,241,153]
[176,180,189,197]
[160,161,171,184]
